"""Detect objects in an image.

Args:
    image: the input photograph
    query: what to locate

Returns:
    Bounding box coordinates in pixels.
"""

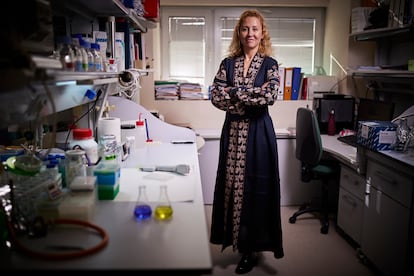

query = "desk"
[320,134,358,169]
[1,143,213,273]
[323,134,414,275]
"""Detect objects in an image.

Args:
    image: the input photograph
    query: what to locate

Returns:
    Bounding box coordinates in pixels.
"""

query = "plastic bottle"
[135,113,147,149]
[327,108,336,136]
[69,128,99,165]
[79,38,93,72]
[71,36,84,72]
[91,43,104,72]
[84,40,95,72]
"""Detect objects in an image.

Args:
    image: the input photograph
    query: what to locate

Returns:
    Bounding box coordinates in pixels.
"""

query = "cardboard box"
[357,121,397,151]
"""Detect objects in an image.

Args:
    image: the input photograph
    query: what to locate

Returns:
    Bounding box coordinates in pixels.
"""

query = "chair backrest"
[295,107,323,167]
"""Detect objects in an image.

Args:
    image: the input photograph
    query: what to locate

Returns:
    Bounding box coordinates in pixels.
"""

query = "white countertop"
[3,143,213,272]
[378,148,414,167]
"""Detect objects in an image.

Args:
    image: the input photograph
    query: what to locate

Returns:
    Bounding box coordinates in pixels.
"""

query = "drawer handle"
[375,170,398,185]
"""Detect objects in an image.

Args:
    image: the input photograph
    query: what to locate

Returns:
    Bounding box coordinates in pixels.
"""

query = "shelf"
[349,69,414,96]
[51,0,156,33]
[349,68,414,78]
[350,24,413,41]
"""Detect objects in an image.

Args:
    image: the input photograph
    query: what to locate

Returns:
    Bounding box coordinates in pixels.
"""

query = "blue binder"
[291,67,302,100]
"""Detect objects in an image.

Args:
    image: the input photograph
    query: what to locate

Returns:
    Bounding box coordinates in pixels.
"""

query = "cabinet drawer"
[337,187,363,244]
[340,165,365,200]
[367,160,413,208]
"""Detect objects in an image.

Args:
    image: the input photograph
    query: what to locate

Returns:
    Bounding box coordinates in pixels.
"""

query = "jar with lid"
[69,128,99,165]
[65,149,87,189]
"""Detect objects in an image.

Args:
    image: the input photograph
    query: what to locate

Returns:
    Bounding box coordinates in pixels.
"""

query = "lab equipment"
[134,185,152,220]
[140,164,190,175]
[154,185,173,221]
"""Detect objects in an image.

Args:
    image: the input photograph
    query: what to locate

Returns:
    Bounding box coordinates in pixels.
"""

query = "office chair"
[288,107,339,234]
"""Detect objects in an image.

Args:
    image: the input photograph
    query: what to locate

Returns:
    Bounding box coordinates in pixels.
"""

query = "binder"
[291,67,302,100]
[301,77,308,100]
[283,67,293,100]
[277,66,285,100]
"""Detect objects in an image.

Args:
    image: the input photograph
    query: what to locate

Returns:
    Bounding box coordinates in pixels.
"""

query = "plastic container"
[135,114,146,149]
[69,128,99,165]
[327,108,336,136]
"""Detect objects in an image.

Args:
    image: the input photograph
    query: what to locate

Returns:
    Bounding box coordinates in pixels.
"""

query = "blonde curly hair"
[228,9,273,58]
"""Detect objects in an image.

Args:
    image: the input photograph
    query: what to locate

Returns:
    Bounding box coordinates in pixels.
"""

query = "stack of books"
[179,82,205,100]
[154,81,179,100]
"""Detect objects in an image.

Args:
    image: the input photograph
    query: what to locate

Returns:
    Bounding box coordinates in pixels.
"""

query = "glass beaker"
[154,185,173,220]
[134,185,152,220]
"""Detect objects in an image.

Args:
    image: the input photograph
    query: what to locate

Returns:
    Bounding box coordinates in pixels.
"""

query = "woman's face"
[239,16,263,52]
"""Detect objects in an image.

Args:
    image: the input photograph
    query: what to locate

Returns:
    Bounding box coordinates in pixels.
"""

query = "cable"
[64,89,103,149]
[328,75,348,93]
[7,218,109,260]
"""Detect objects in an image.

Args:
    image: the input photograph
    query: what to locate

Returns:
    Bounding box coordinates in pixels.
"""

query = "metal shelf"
[350,24,413,41]
[51,0,156,33]
[349,69,414,78]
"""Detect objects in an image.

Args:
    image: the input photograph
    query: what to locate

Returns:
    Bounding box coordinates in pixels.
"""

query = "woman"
[209,9,284,274]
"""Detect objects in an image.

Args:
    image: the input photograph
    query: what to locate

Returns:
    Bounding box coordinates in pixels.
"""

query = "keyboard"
[337,134,357,147]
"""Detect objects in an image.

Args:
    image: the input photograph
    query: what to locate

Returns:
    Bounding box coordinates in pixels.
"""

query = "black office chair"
[288,107,339,234]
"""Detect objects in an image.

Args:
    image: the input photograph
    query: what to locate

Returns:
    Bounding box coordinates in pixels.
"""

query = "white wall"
[137,0,351,130]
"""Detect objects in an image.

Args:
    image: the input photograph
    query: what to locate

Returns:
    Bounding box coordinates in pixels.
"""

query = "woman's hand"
[261,82,269,89]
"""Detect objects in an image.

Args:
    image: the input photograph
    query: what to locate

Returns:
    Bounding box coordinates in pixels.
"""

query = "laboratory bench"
[0,98,213,273]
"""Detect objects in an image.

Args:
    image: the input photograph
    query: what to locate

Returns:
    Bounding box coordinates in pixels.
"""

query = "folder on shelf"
[277,66,285,100]
[301,76,308,100]
[291,67,302,100]
[283,67,293,100]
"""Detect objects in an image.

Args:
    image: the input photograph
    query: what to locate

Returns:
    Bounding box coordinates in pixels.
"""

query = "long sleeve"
[210,56,279,115]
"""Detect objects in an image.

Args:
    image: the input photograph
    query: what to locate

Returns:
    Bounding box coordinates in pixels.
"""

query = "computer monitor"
[313,96,355,134]
[356,98,395,124]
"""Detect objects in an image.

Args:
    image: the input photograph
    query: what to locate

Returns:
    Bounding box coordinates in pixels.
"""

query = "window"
[168,16,206,84]
[160,7,325,93]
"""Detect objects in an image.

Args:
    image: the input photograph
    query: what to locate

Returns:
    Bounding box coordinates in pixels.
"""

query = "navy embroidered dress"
[209,53,284,259]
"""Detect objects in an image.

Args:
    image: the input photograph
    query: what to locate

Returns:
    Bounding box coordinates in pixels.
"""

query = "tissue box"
[357,121,397,151]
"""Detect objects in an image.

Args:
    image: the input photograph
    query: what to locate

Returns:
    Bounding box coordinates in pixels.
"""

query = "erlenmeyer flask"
[134,185,152,220]
[154,185,173,220]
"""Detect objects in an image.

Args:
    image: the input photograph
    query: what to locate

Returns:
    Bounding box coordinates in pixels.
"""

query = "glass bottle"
[56,36,75,71]
[154,185,173,221]
[134,185,152,220]
[327,108,336,136]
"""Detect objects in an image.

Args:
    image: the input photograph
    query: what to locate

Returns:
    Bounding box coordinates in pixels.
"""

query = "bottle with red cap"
[135,113,147,149]
[69,128,99,165]
[327,108,336,136]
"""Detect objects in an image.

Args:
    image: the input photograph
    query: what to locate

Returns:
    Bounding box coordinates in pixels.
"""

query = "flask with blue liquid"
[134,185,152,220]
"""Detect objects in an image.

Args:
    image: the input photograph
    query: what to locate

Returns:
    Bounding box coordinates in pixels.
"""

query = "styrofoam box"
[357,120,397,151]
